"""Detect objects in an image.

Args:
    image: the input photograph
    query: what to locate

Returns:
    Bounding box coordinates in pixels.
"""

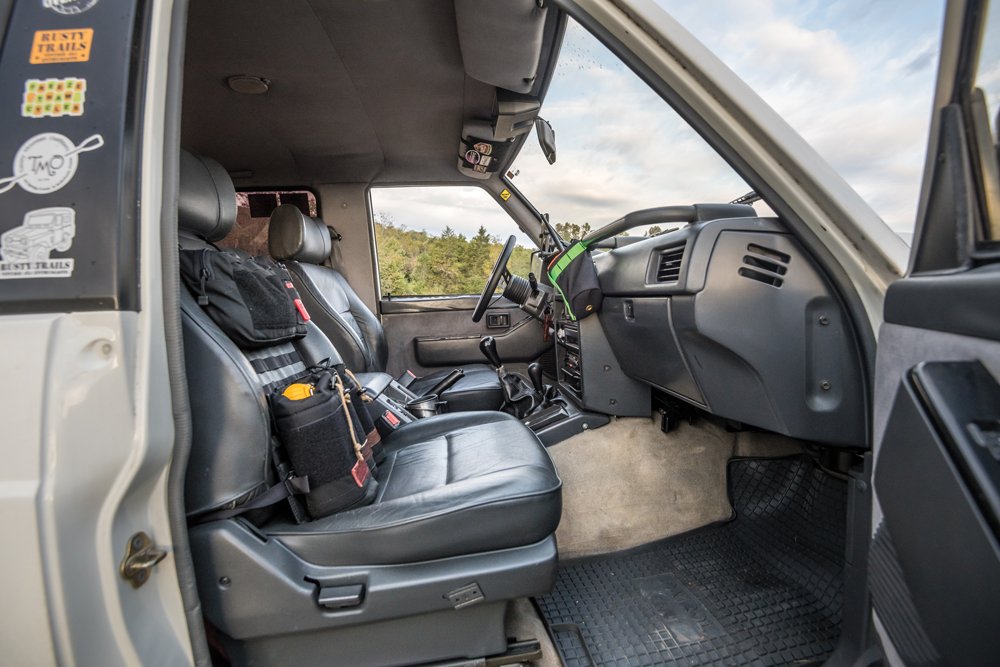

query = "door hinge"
[119,531,167,589]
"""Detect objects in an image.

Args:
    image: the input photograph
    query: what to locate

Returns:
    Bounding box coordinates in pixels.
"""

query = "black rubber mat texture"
[537,456,847,667]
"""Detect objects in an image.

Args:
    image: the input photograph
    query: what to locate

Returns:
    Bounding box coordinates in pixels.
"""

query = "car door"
[370,185,551,377]
[0,0,192,664]
[869,1,1000,664]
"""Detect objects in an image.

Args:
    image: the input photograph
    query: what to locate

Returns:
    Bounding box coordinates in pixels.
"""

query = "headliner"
[182,0,545,188]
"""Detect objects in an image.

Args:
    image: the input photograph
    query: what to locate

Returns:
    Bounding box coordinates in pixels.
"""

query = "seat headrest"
[178,150,237,242]
[268,204,332,264]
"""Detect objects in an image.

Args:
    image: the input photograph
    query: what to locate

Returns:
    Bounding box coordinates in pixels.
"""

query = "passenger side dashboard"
[596,217,867,448]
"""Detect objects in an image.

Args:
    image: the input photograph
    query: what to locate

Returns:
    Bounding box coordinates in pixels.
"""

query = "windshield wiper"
[731,191,761,205]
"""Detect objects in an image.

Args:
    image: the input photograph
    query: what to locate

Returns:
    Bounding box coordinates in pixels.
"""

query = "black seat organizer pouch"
[180,248,307,349]
[270,370,378,519]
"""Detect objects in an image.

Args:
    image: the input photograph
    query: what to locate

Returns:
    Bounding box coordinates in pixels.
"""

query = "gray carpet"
[505,597,561,667]
[547,417,803,559]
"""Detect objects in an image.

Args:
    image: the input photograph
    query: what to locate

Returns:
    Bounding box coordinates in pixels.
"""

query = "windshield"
[509,19,762,240]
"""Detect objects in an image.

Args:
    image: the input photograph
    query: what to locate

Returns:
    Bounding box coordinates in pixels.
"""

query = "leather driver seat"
[267,204,504,412]
[177,151,561,667]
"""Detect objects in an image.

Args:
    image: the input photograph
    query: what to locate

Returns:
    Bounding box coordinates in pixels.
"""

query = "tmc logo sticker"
[0,133,104,195]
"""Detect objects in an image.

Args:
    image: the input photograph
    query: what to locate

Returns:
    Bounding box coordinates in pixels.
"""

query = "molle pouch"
[179,248,308,349]
[343,369,385,465]
[270,371,377,519]
[547,240,603,321]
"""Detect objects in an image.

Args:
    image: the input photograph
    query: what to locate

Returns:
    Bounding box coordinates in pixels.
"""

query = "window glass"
[974,1,1000,240]
[511,19,754,239]
[370,186,533,297]
[656,0,946,244]
[221,190,318,257]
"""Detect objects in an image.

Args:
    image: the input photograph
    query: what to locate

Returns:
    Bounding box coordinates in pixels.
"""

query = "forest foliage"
[374,217,665,297]
[375,216,533,297]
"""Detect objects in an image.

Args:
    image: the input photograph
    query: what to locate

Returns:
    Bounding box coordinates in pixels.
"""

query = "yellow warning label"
[30,29,94,64]
[499,189,511,201]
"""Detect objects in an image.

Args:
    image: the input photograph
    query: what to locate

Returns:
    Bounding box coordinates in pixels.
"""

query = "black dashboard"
[553,214,867,448]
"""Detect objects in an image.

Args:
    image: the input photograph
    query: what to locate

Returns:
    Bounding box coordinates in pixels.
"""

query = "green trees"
[375,218,533,297]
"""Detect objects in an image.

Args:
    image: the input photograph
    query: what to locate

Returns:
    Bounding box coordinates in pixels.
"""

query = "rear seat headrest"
[178,150,237,242]
[268,204,332,264]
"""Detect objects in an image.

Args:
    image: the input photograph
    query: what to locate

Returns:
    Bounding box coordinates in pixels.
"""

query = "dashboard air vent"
[739,243,790,287]
[655,242,686,283]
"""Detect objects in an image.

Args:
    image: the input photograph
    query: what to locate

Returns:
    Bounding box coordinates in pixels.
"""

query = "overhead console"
[596,216,867,448]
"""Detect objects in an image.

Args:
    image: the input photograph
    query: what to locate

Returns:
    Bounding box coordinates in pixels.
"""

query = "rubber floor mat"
[537,456,847,667]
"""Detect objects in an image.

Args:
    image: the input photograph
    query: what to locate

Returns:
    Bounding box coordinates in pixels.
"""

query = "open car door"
[870,0,1000,664]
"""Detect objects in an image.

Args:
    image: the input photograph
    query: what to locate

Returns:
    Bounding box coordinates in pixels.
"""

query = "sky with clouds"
[373,1,1000,246]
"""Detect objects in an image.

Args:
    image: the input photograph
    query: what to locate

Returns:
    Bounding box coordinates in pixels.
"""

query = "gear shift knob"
[527,362,545,394]
[479,336,502,369]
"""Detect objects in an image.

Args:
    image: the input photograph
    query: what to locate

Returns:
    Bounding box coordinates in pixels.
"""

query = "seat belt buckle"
[395,369,417,388]
[380,409,401,430]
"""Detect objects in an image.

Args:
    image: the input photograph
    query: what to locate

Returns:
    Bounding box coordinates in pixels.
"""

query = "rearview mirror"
[535,117,556,165]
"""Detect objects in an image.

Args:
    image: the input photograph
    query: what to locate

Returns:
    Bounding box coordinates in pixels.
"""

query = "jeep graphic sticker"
[0,207,75,279]
[0,133,103,194]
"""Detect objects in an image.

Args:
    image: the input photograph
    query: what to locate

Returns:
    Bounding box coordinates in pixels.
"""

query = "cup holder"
[405,394,446,419]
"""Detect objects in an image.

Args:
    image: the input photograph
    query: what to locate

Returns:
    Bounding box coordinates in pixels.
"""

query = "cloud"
[376,3,948,241]
[652,0,946,234]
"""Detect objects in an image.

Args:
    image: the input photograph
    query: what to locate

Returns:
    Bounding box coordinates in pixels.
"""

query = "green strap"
[547,240,589,282]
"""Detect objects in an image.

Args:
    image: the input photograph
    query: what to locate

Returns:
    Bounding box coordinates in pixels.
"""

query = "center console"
[553,313,650,418]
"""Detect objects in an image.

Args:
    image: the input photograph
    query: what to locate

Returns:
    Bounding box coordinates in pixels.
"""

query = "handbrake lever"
[420,368,464,398]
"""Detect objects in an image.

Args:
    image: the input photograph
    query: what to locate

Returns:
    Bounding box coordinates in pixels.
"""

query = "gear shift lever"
[527,362,545,395]
[479,336,503,370]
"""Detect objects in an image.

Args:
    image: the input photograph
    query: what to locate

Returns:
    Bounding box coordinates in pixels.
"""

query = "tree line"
[375,216,532,297]
[375,218,670,297]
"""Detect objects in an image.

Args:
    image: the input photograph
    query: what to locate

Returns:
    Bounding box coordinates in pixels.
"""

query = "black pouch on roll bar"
[179,248,308,349]
[546,240,603,320]
[270,370,378,519]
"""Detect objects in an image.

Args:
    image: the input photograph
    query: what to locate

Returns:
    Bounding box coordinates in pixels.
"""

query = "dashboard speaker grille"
[740,243,790,287]
[655,243,686,282]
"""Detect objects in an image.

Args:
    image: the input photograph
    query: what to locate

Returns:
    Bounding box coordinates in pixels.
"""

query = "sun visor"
[454,0,548,94]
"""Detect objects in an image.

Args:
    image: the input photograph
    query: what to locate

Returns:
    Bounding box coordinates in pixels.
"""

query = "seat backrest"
[268,204,388,373]
[177,152,345,518]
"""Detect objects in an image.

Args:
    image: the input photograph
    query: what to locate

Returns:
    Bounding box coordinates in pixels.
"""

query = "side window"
[219,189,319,257]
[973,2,999,241]
[370,186,533,297]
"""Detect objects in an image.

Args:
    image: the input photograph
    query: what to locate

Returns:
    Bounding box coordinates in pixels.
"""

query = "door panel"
[872,354,1000,665]
[870,1,1000,663]
[380,296,549,376]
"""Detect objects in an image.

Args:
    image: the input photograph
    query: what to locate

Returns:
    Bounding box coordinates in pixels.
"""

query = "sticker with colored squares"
[22,78,87,118]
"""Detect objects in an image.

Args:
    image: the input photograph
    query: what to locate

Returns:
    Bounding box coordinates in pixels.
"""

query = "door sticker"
[499,189,511,201]
[0,207,76,279]
[30,29,94,64]
[0,133,103,195]
[22,77,87,118]
[43,0,99,16]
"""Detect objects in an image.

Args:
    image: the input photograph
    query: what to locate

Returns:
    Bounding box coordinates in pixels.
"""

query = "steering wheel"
[472,234,516,323]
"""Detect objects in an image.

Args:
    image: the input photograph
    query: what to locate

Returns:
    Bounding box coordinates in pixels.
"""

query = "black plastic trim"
[884,265,1000,343]
[380,295,520,314]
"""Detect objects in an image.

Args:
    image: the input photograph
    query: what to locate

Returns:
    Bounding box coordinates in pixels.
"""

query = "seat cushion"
[266,411,561,565]
[409,363,504,412]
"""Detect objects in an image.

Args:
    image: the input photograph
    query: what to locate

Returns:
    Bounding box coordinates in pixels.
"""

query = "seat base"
[230,602,508,667]
[191,518,557,667]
